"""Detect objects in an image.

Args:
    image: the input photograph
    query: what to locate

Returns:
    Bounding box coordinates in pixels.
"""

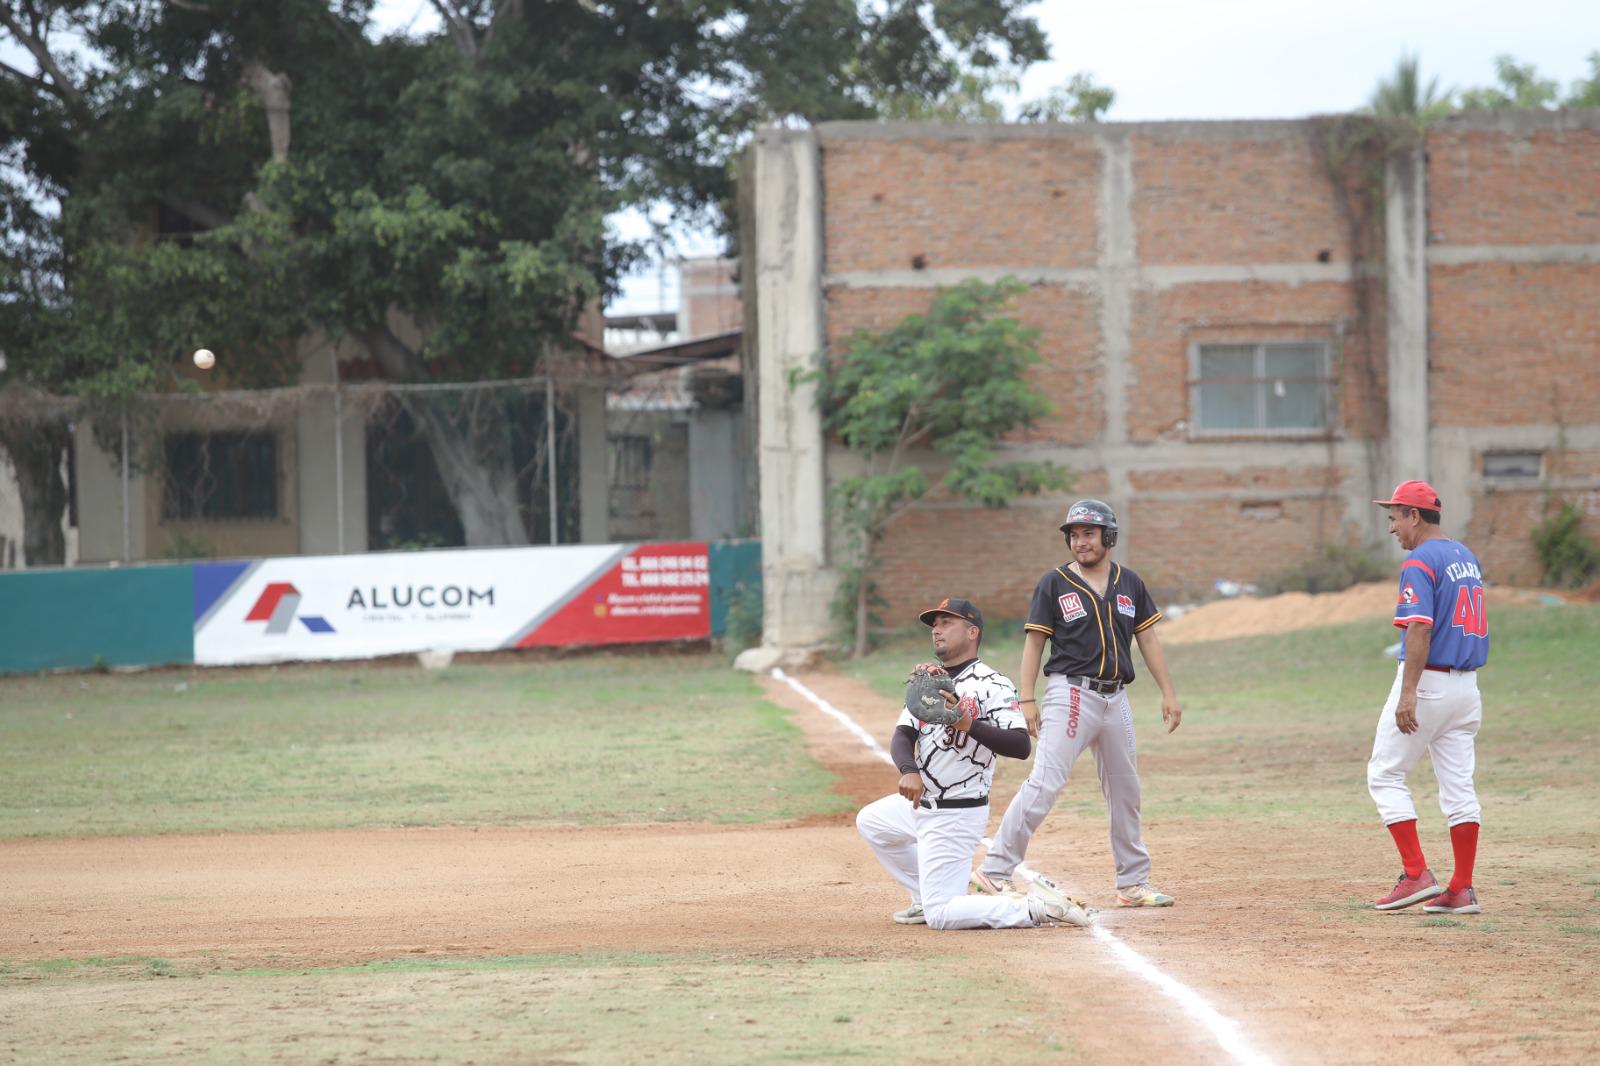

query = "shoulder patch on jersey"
[1116,593,1135,617]
[1058,592,1087,622]
[1400,584,1417,605]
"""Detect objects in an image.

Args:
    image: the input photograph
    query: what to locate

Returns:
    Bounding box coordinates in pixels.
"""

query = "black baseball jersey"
[1024,563,1162,682]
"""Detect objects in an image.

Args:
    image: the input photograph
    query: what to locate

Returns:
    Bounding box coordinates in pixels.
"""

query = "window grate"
[163,432,279,520]
[1190,342,1334,437]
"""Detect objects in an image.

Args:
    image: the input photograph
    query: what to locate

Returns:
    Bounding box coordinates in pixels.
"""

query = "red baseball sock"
[1387,819,1427,879]
[1449,821,1479,893]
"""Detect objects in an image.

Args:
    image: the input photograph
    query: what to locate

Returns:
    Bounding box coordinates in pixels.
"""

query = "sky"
[1019,0,1597,120]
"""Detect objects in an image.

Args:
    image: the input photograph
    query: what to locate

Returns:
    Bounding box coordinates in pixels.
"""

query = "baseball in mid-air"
[193,348,215,370]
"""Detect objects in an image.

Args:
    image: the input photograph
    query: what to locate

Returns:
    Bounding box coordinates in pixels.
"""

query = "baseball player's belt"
[918,796,989,810]
[1065,675,1124,694]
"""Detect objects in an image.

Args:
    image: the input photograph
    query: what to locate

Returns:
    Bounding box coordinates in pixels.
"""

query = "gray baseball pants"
[980,673,1153,889]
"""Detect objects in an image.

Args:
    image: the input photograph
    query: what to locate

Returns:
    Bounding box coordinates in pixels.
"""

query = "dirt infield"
[5,666,1598,1064]
[1158,581,1562,645]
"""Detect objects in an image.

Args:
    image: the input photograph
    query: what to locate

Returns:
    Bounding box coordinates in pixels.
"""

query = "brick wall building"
[678,257,743,339]
[745,113,1600,647]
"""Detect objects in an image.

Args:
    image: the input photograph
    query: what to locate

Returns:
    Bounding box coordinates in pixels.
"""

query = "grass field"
[4,602,1599,1064]
[1,952,1078,1065]
[844,603,1600,836]
[0,652,853,836]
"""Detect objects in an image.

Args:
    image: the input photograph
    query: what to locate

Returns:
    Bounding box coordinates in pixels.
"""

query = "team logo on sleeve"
[1400,584,1417,605]
[1058,592,1087,622]
[1116,593,1135,617]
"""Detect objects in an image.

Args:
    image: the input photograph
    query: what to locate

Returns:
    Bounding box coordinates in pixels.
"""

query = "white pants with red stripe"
[1367,663,1483,827]
[855,794,1038,929]
[979,674,1153,890]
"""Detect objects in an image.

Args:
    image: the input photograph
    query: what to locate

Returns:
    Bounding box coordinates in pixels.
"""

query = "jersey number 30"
[1451,586,1487,637]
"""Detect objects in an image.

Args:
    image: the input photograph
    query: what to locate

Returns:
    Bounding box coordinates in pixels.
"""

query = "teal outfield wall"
[708,540,761,638]
[0,541,763,675]
[0,565,195,674]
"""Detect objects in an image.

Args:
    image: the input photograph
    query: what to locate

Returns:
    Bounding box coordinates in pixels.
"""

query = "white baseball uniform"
[855,658,1039,930]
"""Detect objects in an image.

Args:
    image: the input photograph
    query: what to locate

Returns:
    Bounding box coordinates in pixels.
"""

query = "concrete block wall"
[1424,112,1600,587]
[679,257,743,339]
[813,120,1390,613]
[748,112,1600,639]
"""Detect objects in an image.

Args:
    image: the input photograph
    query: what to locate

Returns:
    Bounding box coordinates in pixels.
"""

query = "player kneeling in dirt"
[856,597,1092,930]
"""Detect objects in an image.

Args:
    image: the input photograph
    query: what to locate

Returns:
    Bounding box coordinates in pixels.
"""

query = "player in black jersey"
[972,499,1183,908]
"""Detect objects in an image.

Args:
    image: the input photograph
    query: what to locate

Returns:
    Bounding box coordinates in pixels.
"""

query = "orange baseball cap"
[1374,480,1442,510]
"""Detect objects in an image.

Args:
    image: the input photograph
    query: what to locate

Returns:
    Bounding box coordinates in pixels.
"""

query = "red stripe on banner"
[1402,559,1436,580]
[518,542,710,648]
[245,582,299,622]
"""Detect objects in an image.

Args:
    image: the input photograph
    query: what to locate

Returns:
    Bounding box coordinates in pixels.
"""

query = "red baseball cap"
[1373,480,1442,510]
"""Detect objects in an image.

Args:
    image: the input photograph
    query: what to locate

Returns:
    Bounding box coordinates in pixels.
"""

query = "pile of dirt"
[1571,579,1600,603]
[1160,581,1563,645]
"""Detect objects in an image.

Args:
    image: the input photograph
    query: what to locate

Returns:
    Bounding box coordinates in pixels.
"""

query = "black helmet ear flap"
[1063,527,1118,548]
[1060,498,1118,548]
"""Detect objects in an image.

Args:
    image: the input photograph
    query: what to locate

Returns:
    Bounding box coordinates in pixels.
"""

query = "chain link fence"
[1,351,749,567]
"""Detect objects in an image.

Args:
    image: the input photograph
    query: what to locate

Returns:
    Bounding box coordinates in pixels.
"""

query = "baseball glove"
[904,662,962,725]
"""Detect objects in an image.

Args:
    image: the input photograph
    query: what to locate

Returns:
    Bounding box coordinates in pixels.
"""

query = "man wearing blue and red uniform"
[1367,480,1489,914]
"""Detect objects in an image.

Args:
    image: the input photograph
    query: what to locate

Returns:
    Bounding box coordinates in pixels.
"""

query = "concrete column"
[296,347,367,554]
[74,420,146,563]
[576,383,609,544]
[688,408,742,540]
[1385,146,1430,491]
[1096,128,1137,548]
[750,128,833,651]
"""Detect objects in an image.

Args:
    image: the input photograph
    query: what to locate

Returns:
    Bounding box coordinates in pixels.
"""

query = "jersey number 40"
[1451,586,1487,637]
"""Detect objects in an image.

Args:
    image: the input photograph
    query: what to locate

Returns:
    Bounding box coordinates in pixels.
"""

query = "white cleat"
[1116,881,1175,908]
[893,903,926,925]
[1026,874,1095,928]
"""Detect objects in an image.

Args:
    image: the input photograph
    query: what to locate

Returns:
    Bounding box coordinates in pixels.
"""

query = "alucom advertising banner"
[193,542,710,666]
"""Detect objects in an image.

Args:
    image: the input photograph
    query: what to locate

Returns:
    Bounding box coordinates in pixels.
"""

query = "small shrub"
[1532,501,1600,590]
[163,532,215,561]
[723,579,764,653]
[830,565,888,652]
[387,533,448,552]
[1270,544,1391,595]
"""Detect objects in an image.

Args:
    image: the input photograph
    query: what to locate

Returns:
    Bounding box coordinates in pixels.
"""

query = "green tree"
[1455,51,1600,111]
[806,277,1071,656]
[879,67,1115,123]
[1,98,75,564]
[1,0,1052,558]
[1457,55,1561,110]
[1017,71,1115,122]
[1567,51,1600,107]
[1368,52,1452,121]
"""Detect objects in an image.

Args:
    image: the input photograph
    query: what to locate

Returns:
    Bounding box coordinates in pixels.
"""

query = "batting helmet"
[1059,498,1118,547]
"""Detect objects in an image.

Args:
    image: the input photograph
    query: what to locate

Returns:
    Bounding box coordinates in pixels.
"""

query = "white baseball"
[193,348,215,370]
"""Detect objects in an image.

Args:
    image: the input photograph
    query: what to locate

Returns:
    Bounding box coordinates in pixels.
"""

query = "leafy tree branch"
[804,277,1071,656]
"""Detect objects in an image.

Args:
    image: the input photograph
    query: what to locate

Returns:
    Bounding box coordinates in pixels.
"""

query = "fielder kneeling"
[856,597,1092,930]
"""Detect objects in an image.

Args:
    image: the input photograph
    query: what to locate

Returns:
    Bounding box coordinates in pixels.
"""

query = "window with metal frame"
[163,431,280,520]
[1481,451,1542,480]
[1190,342,1334,436]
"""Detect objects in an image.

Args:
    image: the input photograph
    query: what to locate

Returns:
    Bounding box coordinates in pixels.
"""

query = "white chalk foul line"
[772,666,897,767]
[771,666,1275,1066]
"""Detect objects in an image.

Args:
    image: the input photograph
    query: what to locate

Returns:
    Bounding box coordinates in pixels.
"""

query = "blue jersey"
[1392,537,1489,670]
